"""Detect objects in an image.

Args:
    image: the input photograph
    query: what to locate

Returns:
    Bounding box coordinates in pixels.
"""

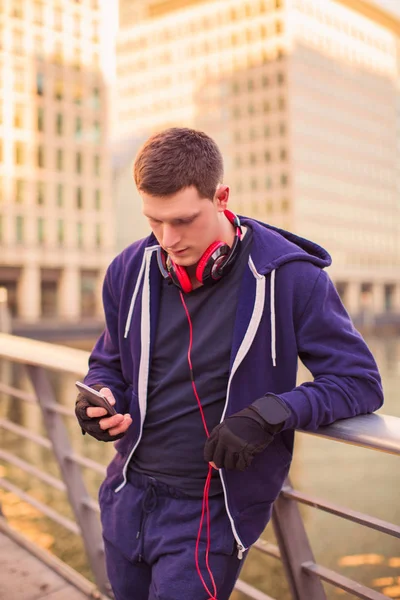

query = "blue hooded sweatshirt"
[84,217,383,557]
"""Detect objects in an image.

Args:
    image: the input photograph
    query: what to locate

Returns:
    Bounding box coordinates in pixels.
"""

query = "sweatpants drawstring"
[136,480,158,562]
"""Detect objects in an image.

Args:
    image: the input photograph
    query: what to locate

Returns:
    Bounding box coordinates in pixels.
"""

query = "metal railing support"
[272,477,327,600]
[25,364,111,597]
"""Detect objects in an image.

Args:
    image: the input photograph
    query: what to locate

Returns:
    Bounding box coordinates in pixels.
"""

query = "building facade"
[116,0,400,317]
[0,0,115,323]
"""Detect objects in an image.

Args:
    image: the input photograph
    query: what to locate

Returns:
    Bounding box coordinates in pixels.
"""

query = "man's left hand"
[204,405,280,472]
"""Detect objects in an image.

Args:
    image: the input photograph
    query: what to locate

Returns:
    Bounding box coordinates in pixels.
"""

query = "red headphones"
[156,210,242,293]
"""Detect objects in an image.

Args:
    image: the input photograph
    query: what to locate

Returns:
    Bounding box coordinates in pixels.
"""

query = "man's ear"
[215,185,230,211]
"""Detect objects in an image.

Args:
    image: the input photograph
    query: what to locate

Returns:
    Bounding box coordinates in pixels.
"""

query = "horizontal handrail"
[282,486,400,538]
[0,449,66,492]
[304,413,400,456]
[1,333,399,453]
[0,332,88,376]
[302,562,390,600]
[0,477,80,535]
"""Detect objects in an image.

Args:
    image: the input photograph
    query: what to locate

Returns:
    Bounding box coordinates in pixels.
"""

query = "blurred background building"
[0,0,115,329]
[0,0,399,333]
[115,0,400,319]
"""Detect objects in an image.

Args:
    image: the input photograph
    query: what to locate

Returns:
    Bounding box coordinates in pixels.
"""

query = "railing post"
[272,477,327,600]
[25,364,111,597]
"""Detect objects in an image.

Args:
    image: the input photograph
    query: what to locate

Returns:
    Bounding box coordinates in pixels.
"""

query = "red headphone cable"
[179,291,218,600]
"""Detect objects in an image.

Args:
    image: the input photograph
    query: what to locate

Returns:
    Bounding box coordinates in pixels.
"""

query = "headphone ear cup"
[169,261,193,293]
[195,241,227,283]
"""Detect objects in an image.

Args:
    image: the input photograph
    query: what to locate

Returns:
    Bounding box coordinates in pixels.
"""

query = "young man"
[75,128,383,600]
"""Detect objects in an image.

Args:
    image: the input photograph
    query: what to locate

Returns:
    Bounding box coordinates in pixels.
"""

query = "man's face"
[142,186,228,267]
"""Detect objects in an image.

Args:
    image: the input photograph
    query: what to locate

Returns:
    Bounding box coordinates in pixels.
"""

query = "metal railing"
[0,332,399,600]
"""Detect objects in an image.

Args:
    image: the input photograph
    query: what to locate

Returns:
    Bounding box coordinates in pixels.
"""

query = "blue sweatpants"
[99,472,247,600]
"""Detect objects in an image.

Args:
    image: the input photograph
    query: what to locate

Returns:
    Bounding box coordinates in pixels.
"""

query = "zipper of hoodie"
[218,256,266,559]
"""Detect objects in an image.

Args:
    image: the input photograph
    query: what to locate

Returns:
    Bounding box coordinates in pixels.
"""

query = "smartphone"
[75,381,117,416]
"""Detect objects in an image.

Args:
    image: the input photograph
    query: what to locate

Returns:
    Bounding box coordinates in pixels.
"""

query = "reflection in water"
[0,337,399,599]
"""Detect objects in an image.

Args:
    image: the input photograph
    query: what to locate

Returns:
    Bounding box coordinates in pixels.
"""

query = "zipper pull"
[237,544,244,560]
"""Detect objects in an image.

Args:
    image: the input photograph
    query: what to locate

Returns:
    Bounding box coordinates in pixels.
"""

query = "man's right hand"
[75,386,132,442]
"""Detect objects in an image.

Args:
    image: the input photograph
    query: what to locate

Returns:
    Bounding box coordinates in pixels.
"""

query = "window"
[279,122,286,136]
[37,146,45,168]
[93,121,101,143]
[12,0,23,18]
[15,180,24,203]
[54,80,63,100]
[73,84,83,105]
[56,113,63,135]
[57,219,64,245]
[76,187,83,209]
[14,67,24,92]
[14,104,24,128]
[94,155,100,176]
[37,182,45,205]
[34,35,44,60]
[54,9,63,30]
[76,152,82,174]
[73,14,81,37]
[262,75,269,87]
[54,148,64,171]
[94,189,101,210]
[249,153,257,165]
[15,142,25,165]
[280,148,287,161]
[277,72,285,85]
[13,30,24,54]
[56,183,63,207]
[250,178,258,191]
[36,72,44,95]
[264,151,271,163]
[278,97,285,110]
[281,198,289,212]
[33,1,44,25]
[265,176,272,190]
[53,41,63,65]
[280,173,288,187]
[37,217,45,244]
[16,216,24,243]
[77,222,83,248]
[95,223,101,247]
[263,100,270,113]
[75,117,82,140]
[37,107,44,132]
[91,86,100,109]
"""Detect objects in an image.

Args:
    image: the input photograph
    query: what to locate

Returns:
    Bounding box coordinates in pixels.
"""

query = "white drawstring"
[270,269,276,367]
[124,252,148,339]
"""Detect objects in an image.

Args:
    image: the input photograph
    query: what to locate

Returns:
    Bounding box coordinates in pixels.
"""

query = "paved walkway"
[0,519,102,600]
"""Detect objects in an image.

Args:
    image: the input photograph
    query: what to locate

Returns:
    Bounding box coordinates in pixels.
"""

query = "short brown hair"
[133,127,224,200]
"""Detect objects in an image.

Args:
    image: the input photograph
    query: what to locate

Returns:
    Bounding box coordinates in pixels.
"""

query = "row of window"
[5,0,100,23]
[123,23,284,72]
[233,147,288,162]
[0,142,102,168]
[1,68,102,106]
[1,106,101,141]
[232,72,285,93]
[0,181,102,210]
[233,173,289,190]
[121,0,283,50]
[232,197,290,215]
[232,96,286,117]
[0,214,103,247]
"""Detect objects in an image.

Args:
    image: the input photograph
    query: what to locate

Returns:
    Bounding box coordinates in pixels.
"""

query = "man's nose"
[162,225,180,249]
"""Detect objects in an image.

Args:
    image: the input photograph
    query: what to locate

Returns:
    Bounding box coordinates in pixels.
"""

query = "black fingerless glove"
[75,384,124,443]
[204,394,291,471]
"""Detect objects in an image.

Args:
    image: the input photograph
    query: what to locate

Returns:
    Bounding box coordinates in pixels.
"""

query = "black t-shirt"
[128,229,253,496]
